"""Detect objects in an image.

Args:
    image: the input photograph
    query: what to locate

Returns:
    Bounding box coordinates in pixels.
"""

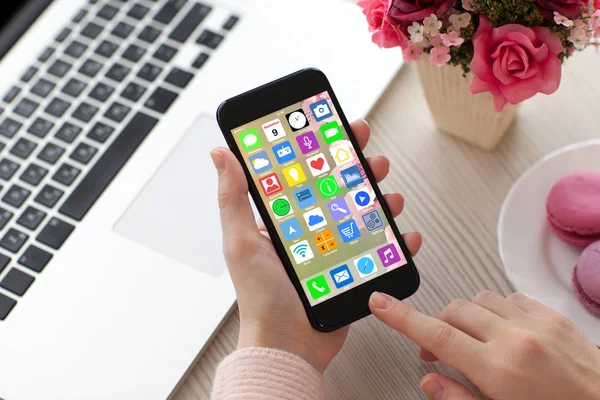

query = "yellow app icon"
[282,163,307,187]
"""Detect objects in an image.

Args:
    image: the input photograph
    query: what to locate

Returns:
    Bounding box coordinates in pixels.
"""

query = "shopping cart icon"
[337,219,361,243]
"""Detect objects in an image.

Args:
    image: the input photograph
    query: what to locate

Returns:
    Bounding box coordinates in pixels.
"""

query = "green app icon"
[239,128,262,151]
[317,176,340,199]
[320,121,343,144]
[306,275,331,300]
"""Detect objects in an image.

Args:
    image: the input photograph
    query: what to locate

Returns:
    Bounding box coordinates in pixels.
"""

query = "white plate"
[498,140,600,345]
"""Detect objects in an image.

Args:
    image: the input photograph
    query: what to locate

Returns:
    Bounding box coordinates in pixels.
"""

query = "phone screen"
[232,91,410,306]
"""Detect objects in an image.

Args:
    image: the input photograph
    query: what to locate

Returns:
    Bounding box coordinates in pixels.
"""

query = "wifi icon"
[290,240,314,264]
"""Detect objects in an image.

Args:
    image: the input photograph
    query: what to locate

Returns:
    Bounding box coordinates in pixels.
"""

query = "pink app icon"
[377,244,403,268]
[296,131,320,154]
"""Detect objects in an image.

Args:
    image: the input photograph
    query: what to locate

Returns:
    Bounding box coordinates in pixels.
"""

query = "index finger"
[351,119,370,150]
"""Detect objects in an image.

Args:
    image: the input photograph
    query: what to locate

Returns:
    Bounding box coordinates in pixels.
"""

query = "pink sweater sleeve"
[211,347,326,400]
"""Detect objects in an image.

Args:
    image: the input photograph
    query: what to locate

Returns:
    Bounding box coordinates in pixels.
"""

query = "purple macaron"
[572,240,600,318]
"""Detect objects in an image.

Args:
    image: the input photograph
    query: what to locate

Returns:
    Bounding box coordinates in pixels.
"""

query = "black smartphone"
[216,68,419,332]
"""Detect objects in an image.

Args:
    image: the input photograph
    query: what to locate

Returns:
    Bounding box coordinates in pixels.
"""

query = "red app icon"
[259,173,283,196]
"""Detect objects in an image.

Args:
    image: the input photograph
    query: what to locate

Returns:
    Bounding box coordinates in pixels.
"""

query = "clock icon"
[354,255,377,278]
[286,109,309,132]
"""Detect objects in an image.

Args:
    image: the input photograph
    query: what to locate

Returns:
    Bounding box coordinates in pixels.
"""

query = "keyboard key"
[79,59,103,78]
[0,293,16,320]
[81,22,103,39]
[45,98,71,118]
[65,41,88,59]
[72,9,87,23]
[10,138,37,160]
[3,86,21,103]
[137,63,162,82]
[121,82,146,102]
[21,66,38,83]
[14,98,39,118]
[19,245,52,273]
[95,40,119,58]
[98,4,119,21]
[0,118,22,138]
[139,26,161,43]
[0,159,19,180]
[128,3,150,20]
[0,229,28,253]
[38,143,65,165]
[48,60,72,78]
[106,63,130,82]
[155,0,187,24]
[1,268,34,296]
[17,206,46,230]
[153,44,177,62]
[27,118,54,138]
[62,78,87,98]
[70,142,97,165]
[31,79,56,98]
[170,3,211,43]
[72,102,98,123]
[145,87,177,113]
[3,185,31,208]
[37,217,74,249]
[0,208,13,230]
[56,27,72,43]
[0,253,9,272]
[20,164,48,186]
[196,29,224,50]
[112,22,134,39]
[165,68,193,88]
[192,52,209,69]
[38,47,55,63]
[223,15,239,31]
[35,185,64,208]
[87,122,114,143]
[60,113,158,220]
[89,82,115,102]
[53,163,80,186]
[55,123,82,144]
[122,44,146,62]
[105,102,131,122]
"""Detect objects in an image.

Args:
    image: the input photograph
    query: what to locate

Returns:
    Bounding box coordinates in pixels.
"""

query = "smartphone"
[216,68,419,332]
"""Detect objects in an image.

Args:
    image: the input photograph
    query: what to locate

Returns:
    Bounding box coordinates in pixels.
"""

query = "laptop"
[0,0,402,398]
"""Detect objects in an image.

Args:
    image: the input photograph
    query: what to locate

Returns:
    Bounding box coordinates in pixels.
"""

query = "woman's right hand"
[369,290,600,400]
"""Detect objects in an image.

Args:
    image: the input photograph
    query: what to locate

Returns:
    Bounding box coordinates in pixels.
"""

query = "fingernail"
[370,292,393,310]
[211,150,225,175]
[421,377,444,400]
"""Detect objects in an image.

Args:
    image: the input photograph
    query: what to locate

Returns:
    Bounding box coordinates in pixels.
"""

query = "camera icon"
[310,99,333,122]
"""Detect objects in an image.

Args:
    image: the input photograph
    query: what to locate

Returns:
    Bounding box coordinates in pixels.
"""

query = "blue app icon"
[248,151,272,173]
[340,165,364,188]
[279,218,303,242]
[272,141,296,164]
[329,264,354,289]
[354,190,372,207]
[310,99,334,122]
[293,186,317,209]
[337,219,361,243]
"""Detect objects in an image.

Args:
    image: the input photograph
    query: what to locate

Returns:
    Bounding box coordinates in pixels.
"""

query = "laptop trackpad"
[114,115,227,277]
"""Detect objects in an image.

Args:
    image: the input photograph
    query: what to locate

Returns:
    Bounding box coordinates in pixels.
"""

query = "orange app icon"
[259,173,283,196]
[313,230,337,254]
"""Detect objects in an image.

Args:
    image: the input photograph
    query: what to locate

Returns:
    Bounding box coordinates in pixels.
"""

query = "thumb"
[420,374,479,400]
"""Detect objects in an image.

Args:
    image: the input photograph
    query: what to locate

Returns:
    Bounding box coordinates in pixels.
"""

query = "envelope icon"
[334,270,350,283]
[330,265,354,289]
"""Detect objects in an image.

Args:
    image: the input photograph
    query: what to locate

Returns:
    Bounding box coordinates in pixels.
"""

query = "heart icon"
[310,157,325,170]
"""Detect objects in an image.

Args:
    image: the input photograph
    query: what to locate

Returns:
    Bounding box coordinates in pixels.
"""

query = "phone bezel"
[216,68,420,332]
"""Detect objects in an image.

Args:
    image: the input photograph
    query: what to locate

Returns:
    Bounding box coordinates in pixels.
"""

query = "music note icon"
[377,244,402,268]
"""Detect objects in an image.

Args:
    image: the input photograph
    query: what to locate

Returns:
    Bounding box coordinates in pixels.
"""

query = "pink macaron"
[546,172,600,249]
[572,240,600,318]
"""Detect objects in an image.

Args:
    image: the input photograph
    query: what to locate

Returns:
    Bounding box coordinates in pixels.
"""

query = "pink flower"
[535,0,582,20]
[462,0,474,11]
[423,14,443,35]
[553,11,574,26]
[389,0,456,27]
[591,10,600,30]
[596,0,600,9]
[358,0,409,49]
[430,46,451,66]
[449,12,472,29]
[403,45,424,61]
[441,30,465,46]
[469,16,563,111]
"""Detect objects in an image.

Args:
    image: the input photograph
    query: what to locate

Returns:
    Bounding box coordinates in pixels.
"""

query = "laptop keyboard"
[0,0,239,320]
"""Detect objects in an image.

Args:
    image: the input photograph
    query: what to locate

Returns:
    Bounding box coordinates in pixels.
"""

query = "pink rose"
[389,0,455,27]
[596,0,600,8]
[470,16,563,111]
[535,0,582,19]
[358,0,409,48]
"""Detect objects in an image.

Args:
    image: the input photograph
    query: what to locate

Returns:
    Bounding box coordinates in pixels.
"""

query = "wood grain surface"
[173,50,600,400]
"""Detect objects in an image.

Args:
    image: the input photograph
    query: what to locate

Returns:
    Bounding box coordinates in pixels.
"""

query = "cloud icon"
[308,215,324,226]
[252,157,270,169]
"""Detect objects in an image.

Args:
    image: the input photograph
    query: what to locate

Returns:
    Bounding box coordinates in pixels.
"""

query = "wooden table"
[173,50,600,400]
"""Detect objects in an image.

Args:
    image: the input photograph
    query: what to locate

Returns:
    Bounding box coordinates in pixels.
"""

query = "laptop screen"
[0,0,53,60]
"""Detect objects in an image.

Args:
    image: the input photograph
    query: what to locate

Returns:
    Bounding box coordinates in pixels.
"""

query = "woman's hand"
[369,290,600,400]
[211,120,422,373]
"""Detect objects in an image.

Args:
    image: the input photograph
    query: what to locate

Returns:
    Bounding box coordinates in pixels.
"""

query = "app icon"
[248,151,272,174]
[327,198,350,220]
[286,109,309,132]
[303,207,327,231]
[282,163,307,186]
[293,186,317,209]
[320,121,344,144]
[362,210,384,231]
[272,141,296,164]
[337,219,361,243]
[340,165,364,188]
[239,128,262,152]
[310,99,333,122]
[314,230,337,254]
[290,240,315,264]
[296,131,320,154]
[317,176,340,199]
[354,254,377,278]
[262,118,287,142]
[330,264,354,289]
[280,218,303,241]
[270,196,292,219]
[306,153,330,176]
[259,173,283,196]
[351,188,375,210]
[377,243,403,268]
[306,275,330,300]
[330,143,355,166]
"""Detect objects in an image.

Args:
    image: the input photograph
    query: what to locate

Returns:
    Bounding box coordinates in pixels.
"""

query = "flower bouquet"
[359,0,600,149]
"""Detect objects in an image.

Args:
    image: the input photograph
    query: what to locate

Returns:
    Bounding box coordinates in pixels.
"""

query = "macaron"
[572,240,600,318]
[546,172,600,249]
